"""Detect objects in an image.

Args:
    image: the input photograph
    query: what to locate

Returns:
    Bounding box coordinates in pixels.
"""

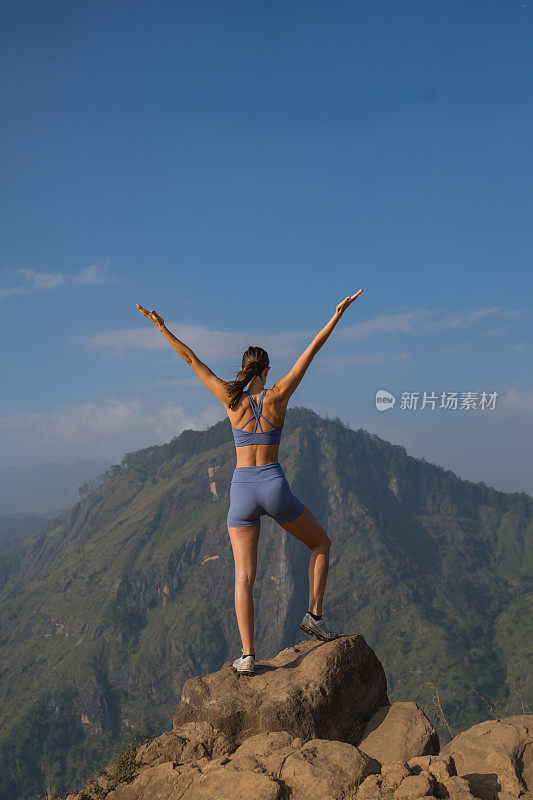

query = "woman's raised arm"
[272,290,363,401]
[136,305,195,363]
[136,304,229,404]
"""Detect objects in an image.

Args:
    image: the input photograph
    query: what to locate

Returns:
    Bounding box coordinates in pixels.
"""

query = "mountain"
[0,407,531,800]
[0,458,113,515]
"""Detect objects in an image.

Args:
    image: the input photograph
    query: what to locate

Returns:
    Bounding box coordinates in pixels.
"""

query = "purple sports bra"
[231,387,284,447]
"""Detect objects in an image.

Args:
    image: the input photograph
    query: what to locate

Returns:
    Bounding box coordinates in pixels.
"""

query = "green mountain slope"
[0,407,531,800]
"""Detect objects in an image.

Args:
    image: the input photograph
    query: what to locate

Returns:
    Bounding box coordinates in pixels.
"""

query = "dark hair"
[227,346,270,411]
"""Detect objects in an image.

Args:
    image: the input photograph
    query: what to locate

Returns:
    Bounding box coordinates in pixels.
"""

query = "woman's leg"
[279,506,331,615]
[227,524,260,655]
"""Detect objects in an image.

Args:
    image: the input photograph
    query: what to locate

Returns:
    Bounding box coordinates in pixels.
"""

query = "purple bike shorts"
[227,461,305,528]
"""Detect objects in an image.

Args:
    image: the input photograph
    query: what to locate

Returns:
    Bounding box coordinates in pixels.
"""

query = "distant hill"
[0,458,113,515]
[0,407,531,800]
[0,510,70,545]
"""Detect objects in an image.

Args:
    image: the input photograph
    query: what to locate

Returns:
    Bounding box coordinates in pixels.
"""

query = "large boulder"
[173,635,389,745]
[357,702,439,766]
[439,714,533,800]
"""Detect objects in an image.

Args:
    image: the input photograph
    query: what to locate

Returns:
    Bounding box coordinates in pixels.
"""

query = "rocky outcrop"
[64,636,533,800]
[67,723,381,800]
[173,635,389,745]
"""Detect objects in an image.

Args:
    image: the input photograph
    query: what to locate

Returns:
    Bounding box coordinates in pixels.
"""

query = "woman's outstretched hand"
[136,304,165,329]
[336,289,363,316]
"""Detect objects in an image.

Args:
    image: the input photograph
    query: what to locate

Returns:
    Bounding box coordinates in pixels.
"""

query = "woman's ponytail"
[226,346,270,411]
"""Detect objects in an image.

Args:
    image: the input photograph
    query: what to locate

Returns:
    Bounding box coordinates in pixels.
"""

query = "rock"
[231,731,297,774]
[186,768,282,800]
[408,753,456,779]
[174,721,237,759]
[114,735,379,800]
[381,762,413,791]
[292,737,304,748]
[173,635,388,745]
[221,732,381,797]
[381,758,412,775]
[135,721,236,767]
[358,765,457,800]
[356,774,383,800]
[278,739,381,800]
[427,755,456,781]
[356,763,433,800]
[105,761,202,800]
[407,755,432,771]
[233,730,295,758]
[439,715,533,800]
[358,702,439,767]
[135,732,207,767]
[393,773,433,797]
[200,755,233,772]
[443,774,475,799]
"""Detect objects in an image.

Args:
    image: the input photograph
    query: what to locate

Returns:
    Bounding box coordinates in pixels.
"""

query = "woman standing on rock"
[136,290,363,676]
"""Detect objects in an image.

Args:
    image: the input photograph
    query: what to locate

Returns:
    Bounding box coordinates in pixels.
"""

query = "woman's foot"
[299,611,340,641]
[232,651,255,675]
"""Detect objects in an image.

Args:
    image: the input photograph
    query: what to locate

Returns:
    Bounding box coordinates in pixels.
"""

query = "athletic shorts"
[227,461,305,528]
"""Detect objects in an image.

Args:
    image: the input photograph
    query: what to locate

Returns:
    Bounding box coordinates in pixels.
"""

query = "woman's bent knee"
[315,535,331,552]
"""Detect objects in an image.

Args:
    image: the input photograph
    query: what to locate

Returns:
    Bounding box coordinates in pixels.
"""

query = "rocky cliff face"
[65,635,533,800]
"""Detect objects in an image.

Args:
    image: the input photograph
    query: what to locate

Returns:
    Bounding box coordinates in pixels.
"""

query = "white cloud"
[138,377,199,388]
[72,262,113,286]
[0,261,112,299]
[499,387,533,415]
[480,325,513,338]
[77,321,313,361]
[437,341,475,354]
[336,305,525,343]
[0,284,28,299]
[0,396,225,466]
[77,305,526,365]
[315,350,410,373]
[18,269,66,290]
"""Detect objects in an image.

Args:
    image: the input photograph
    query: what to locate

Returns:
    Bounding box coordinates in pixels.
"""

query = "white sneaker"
[299,612,340,641]
[232,651,255,675]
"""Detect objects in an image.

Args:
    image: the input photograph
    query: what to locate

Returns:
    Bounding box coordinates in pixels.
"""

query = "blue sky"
[1,0,532,495]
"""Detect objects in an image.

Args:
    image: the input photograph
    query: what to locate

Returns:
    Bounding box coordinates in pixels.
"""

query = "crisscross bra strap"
[243,387,267,431]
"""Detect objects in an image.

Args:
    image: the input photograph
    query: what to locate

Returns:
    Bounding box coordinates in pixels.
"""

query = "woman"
[136,290,363,676]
